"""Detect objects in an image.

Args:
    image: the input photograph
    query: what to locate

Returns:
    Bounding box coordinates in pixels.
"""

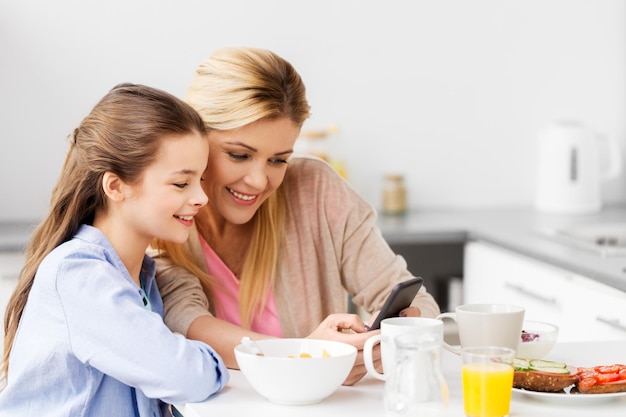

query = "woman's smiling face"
[204,117,300,225]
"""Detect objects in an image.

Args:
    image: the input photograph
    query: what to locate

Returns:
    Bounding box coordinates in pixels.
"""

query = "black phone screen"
[368,277,424,331]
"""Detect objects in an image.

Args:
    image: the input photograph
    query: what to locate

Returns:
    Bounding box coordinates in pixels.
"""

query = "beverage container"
[296,125,348,179]
[461,346,515,417]
[534,120,621,214]
[382,173,407,215]
[436,304,524,354]
[363,317,443,381]
[384,332,448,416]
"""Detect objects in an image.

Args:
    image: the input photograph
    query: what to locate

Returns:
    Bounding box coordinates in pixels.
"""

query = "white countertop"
[174,340,626,417]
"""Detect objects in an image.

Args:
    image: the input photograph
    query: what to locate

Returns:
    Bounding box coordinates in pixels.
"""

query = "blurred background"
[1,0,624,221]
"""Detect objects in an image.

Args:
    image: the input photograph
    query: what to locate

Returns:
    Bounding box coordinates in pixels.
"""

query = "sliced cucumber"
[529,359,567,369]
[515,358,571,374]
[528,359,570,374]
[514,358,531,371]
[528,365,571,374]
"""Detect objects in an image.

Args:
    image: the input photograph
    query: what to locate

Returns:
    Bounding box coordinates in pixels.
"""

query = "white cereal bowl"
[516,320,559,359]
[234,338,357,405]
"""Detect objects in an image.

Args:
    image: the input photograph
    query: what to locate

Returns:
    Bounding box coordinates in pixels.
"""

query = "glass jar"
[384,332,449,416]
[382,174,407,215]
[296,125,348,179]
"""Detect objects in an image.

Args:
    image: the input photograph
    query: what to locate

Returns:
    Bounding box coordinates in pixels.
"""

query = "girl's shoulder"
[48,225,111,260]
[41,225,130,280]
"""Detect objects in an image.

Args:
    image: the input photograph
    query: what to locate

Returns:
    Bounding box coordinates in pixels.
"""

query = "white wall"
[1,0,624,221]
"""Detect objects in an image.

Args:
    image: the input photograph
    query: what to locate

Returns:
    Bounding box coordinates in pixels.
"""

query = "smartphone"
[368,277,424,331]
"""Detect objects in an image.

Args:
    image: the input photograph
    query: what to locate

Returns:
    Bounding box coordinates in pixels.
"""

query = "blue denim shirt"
[0,225,228,417]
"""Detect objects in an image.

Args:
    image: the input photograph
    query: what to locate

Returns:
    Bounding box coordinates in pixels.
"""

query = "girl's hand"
[306,313,381,386]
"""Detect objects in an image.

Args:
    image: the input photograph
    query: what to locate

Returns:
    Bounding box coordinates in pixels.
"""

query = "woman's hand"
[306,313,381,386]
[399,306,422,317]
[369,305,423,326]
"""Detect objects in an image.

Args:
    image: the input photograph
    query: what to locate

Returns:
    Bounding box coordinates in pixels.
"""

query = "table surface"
[174,340,626,417]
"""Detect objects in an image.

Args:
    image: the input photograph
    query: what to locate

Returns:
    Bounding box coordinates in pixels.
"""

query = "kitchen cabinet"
[388,242,464,311]
[463,241,626,342]
[0,252,23,342]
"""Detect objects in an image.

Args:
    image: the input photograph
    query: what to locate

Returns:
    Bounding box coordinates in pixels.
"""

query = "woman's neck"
[199,209,253,278]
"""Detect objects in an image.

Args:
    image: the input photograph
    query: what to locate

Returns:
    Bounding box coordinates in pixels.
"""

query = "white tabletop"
[174,340,626,417]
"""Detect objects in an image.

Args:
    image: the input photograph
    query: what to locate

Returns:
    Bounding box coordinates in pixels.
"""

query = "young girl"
[0,83,228,416]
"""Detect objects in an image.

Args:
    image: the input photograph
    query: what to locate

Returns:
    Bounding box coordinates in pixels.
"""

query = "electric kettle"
[534,120,622,214]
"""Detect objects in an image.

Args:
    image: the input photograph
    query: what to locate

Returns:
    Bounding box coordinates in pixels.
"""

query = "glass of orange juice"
[461,346,515,417]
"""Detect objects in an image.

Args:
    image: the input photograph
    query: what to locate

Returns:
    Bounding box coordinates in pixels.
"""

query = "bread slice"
[513,369,579,392]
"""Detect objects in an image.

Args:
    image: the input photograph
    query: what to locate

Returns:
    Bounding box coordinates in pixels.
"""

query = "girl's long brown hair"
[152,47,311,327]
[1,83,207,384]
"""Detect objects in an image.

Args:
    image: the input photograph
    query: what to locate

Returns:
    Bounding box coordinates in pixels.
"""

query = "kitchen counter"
[0,221,36,252]
[2,205,626,291]
[377,206,626,292]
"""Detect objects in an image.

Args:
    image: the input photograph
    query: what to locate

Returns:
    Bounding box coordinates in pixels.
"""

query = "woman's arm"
[157,252,380,384]
[305,313,381,386]
[187,315,272,369]
[154,252,276,369]
[186,301,380,386]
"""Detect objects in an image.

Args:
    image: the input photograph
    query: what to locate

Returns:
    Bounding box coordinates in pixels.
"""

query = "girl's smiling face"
[204,117,300,225]
[123,132,209,245]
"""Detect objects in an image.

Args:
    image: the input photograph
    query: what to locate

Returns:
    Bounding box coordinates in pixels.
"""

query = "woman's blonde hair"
[152,47,311,327]
[1,83,207,384]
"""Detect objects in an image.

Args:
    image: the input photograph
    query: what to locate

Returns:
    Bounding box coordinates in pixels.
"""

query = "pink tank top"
[199,236,283,337]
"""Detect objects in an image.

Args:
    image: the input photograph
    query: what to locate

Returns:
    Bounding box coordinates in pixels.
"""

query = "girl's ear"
[101,172,128,202]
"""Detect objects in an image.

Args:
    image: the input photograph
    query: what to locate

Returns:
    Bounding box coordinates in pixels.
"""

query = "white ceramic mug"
[363,317,443,381]
[436,303,525,354]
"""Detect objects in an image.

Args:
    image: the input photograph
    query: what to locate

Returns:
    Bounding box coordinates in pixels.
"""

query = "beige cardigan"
[153,156,440,337]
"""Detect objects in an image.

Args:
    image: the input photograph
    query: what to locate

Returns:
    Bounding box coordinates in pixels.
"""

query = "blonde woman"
[151,47,440,385]
[1,84,228,416]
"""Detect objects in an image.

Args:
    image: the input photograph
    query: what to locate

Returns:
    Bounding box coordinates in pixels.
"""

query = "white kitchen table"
[173,340,626,417]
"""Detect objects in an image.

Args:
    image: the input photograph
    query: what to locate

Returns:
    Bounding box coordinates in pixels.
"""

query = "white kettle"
[534,120,622,214]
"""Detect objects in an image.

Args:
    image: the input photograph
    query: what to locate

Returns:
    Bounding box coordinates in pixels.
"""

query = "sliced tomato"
[577,367,596,375]
[578,377,597,389]
[596,373,620,384]
[600,379,626,385]
[596,365,622,374]
[619,369,626,380]
[579,372,598,381]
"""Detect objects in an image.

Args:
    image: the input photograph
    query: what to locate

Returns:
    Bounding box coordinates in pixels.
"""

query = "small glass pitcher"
[384,331,449,417]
